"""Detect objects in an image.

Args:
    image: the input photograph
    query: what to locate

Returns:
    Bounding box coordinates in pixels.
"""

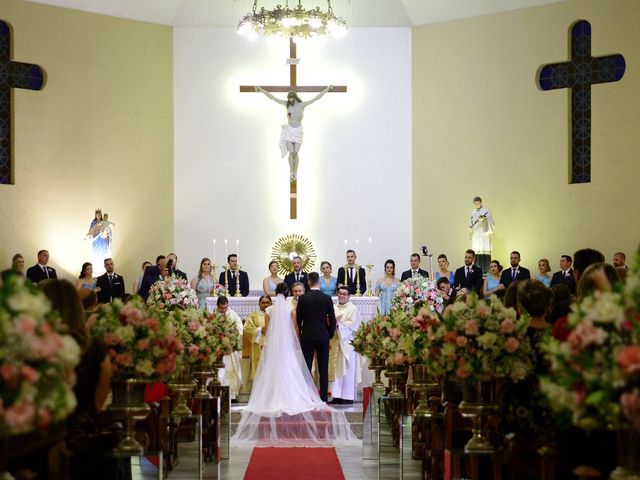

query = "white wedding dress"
[231,294,359,447]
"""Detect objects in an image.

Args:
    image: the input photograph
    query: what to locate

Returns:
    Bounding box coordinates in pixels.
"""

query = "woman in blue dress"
[191,258,215,309]
[319,261,337,296]
[482,260,505,298]
[75,262,99,292]
[263,260,283,297]
[375,259,400,315]
[536,258,552,287]
[435,254,455,285]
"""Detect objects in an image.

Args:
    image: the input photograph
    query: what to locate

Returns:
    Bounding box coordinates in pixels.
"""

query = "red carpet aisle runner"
[244,447,345,480]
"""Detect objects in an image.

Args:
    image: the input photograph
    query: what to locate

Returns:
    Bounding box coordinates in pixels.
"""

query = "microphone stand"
[428,254,434,280]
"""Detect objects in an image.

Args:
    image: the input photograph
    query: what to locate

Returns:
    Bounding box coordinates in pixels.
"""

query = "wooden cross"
[538,20,625,184]
[240,38,346,219]
[0,20,46,185]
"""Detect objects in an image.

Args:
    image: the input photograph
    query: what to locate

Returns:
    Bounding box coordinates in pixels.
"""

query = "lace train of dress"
[231,295,359,447]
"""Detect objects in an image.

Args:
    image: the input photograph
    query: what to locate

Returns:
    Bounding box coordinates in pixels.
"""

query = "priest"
[215,296,243,402]
[243,295,272,382]
[328,285,361,405]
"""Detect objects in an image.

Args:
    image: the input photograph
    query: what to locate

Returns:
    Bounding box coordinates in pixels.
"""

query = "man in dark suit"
[283,255,309,291]
[26,250,57,284]
[218,254,249,296]
[500,251,531,289]
[453,249,483,295]
[296,272,336,402]
[167,253,188,280]
[336,249,367,295]
[400,253,429,281]
[96,258,125,303]
[139,257,169,301]
[550,254,577,295]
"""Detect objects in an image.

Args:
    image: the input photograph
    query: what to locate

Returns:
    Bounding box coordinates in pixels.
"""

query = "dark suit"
[336,266,367,295]
[453,264,483,294]
[400,268,429,281]
[296,289,337,402]
[218,270,249,297]
[170,268,188,281]
[96,272,125,303]
[500,266,531,290]
[139,266,162,301]
[283,271,309,291]
[26,264,57,284]
[550,269,577,295]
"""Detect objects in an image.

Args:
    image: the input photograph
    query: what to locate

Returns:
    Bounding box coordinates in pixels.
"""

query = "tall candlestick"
[344,239,348,250]
[224,239,228,259]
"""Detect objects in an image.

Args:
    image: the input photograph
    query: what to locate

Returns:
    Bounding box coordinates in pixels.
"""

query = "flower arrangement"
[147,274,199,310]
[173,308,242,365]
[422,294,532,383]
[392,276,445,315]
[212,283,227,297]
[88,298,183,381]
[352,311,411,365]
[0,275,80,434]
[540,257,640,431]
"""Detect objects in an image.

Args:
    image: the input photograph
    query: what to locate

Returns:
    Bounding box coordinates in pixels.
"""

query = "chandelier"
[237,0,347,40]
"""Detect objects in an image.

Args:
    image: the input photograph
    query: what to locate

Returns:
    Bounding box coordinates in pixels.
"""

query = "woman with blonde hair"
[191,257,215,308]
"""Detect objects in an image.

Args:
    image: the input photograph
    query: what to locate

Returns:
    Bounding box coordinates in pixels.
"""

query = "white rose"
[57,335,81,369]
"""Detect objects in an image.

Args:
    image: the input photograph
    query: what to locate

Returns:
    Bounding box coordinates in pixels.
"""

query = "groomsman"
[500,251,531,289]
[337,250,367,295]
[453,249,483,294]
[550,254,577,295]
[218,254,250,296]
[26,250,57,284]
[96,258,125,303]
[284,256,309,291]
[400,253,429,281]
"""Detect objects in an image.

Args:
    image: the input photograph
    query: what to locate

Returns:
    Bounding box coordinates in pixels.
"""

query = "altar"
[205,294,380,323]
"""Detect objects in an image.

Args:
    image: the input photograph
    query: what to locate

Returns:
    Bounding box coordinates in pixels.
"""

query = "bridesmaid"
[536,258,552,287]
[435,254,455,285]
[319,261,337,296]
[191,258,215,309]
[375,259,400,315]
[483,260,505,298]
[75,262,100,292]
[263,260,283,297]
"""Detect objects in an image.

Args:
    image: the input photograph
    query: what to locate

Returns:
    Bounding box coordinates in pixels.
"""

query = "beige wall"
[413,0,640,271]
[0,0,173,286]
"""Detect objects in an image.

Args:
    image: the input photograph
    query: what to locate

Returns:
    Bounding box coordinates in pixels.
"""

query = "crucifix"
[0,20,46,185]
[537,19,625,184]
[240,38,346,219]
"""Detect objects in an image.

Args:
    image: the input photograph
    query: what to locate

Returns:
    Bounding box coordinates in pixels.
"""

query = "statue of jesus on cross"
[255,85,333,182]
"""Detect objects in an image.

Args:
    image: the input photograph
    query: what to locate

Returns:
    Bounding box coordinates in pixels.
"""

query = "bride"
[231,282,358,447]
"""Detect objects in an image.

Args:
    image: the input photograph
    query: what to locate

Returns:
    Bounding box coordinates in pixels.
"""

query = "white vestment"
[330,301,361,400]
[219,309,243,399]
[469,206,494,255]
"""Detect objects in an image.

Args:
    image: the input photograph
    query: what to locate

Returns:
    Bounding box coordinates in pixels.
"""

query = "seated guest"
[336,249,366,296]
[536,258,552,287]
[138,257,170,301]
[40,280,113,479]
[374,259,400,315]
[26,249,57,284]
[218,254,250,297]
[453,249,483,295]
[435,254,455,285]
[132,260,152,295]
[167,252,188,280]
[75,262,99,292]
[96,258,125,303]
[482,260,505,298]
[437,277,457,306]
[550,255,577,295]
[400,253,429,281]
[263,260,283,297]
[215,296,243,401]
[243,295,272,382]
[319,261,337,296]
[191,257,215,308]
[11,253,25,276]
[284,255,309,291]
[499,251,531,289]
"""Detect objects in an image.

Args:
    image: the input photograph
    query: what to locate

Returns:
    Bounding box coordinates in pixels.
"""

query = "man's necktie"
[349,267,354,281]
[43,266,49,279]
[108,274,113,287]
[512,269,517,280]
[296,273,300,282]
[465,267,470,277]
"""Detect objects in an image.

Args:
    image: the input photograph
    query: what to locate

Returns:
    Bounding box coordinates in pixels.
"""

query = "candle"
[224,238,228,259]
[355,238,359,253]
[212,239,216,263]
[344,239,348,249]
[236,239,240,258]
[368,237,372,261]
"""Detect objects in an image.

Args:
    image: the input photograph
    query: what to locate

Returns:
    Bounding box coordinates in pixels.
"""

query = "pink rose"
[505,337,520,353]
[618,346,640,375]
[621,390,640,431]
[456,336,468,347]
[115,353,134,367]
[389,328,401,340]
[567,320,608,353]
[476,304,490,318]
[15,315,36,334]
[21,365,40,384]
[5,400,35,430]
[147,319,159,331]
[37,407,52,429]
[136,339,150,351]
[455,358,470,379]
[500,319,515,334]
[188,344,199,357]
[464,320,479,336]
[104,333,121,346]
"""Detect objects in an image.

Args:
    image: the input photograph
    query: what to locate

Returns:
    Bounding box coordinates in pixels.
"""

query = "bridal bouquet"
[88,298,183,381]
[174,309,240,364]
[423,293,532,383]
[147,274,199,310]
[392,276,445,315]
[540,254,640,431]
[0,275,80,434]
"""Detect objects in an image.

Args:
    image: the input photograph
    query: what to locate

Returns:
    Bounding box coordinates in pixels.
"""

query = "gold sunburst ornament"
[271,234,316,277]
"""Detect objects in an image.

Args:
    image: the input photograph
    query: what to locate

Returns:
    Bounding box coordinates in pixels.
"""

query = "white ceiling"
[23,0,566,27]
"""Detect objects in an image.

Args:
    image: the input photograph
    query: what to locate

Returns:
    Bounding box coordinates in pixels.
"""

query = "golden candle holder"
[355,263,362,297]
[108,379,151,455]
[223,265,230,297]
[210,355,226,386]
[168,365,196,416]
[368,356,386,388]
[365,264,374,296]
[386,363,408,399]
[234,266,242,297]
[458,379,501,454]
[192,365,215,399]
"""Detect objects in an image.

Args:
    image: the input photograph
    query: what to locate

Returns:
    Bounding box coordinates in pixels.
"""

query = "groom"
[296,272,337,402]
